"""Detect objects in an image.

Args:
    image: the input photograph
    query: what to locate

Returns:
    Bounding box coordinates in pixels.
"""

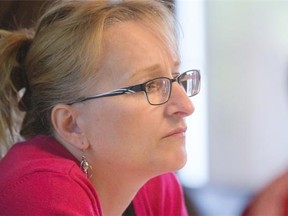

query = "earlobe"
[51,104,84,149]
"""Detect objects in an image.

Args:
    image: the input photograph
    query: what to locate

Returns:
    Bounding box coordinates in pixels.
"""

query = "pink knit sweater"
[0,135,187,215]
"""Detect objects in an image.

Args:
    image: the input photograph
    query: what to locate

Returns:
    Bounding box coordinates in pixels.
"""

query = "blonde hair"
[0,0,178,156]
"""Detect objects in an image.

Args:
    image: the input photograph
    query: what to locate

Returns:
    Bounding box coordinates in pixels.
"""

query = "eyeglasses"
[69,70,200,106]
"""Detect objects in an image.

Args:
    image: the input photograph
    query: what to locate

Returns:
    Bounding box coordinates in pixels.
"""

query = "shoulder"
[0,135,78,190]
[0,135,102,215]
[1,170,102,215]
[0,164,101,215]
[133,172,188,216]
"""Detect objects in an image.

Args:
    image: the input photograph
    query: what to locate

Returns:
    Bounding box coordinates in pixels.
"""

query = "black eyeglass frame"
[68,69,200,106]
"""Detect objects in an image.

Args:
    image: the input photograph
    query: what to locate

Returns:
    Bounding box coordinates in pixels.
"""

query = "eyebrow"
[131,61,181,81]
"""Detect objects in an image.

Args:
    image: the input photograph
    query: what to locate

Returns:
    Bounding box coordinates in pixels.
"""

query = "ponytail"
[0,29,34,157]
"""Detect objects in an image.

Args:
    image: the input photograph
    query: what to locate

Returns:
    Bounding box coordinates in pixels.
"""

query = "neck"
[90,168,147,216]
[57,139,149,215]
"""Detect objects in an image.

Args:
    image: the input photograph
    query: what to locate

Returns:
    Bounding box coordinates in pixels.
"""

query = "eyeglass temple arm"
[69,88,135,104]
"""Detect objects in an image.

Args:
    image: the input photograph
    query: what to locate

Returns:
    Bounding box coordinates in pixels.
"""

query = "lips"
[163,127,187,138]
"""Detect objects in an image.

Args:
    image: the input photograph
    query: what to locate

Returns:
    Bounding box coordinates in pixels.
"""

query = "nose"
[166,82,195,117]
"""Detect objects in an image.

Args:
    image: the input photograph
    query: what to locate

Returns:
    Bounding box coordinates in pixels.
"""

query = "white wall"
[176,0,209,188]
[206,0,288,191]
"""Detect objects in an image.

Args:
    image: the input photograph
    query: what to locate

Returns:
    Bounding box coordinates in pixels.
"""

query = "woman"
[0,0,200,215]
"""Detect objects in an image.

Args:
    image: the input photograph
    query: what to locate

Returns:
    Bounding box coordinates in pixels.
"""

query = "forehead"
[99,21,179,84]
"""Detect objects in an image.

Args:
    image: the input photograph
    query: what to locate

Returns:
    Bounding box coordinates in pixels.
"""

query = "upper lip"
[163,127,187,138]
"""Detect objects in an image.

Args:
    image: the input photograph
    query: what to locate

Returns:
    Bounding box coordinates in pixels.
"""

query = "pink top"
[0,135,187,215]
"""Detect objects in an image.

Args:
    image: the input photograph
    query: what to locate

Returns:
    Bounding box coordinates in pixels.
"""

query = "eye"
[145,79,163,93]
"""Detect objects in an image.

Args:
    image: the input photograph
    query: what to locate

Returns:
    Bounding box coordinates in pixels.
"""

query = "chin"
[147,142,187,176]
[173,154,187,171]
[160,149,188,174]
[153,160,186,178]
[171,142,187,170]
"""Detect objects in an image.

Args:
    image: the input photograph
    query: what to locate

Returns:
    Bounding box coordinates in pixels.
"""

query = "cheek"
[81,101,156,148]
[80,102,186,175]
[84,108,153,171]
[104,108,156,145]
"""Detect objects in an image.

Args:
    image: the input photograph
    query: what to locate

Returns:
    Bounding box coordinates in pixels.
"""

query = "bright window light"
[176,0,208,188]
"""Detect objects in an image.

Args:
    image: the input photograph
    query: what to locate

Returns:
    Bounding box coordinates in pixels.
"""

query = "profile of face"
[75,21,195,179]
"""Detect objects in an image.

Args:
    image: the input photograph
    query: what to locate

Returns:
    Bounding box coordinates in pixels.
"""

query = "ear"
[51,104,87,150]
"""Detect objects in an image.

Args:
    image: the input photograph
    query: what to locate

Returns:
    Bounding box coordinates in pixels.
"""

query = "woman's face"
[77,21,194,179]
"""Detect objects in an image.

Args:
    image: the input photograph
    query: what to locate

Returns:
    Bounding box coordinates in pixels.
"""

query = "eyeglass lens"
[145,70,200,105]
[179,70,200,97]
[145,78,170,105]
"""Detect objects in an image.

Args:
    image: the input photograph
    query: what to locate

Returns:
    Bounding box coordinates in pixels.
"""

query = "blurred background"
[1,0,288,215]
[176,0,288,215]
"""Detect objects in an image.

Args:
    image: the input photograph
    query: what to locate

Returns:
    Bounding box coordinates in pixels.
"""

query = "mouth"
[163,127,187,139]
